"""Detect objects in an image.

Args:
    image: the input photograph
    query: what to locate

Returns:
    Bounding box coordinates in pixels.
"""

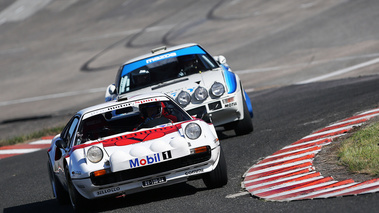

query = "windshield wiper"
[152,78,189,90]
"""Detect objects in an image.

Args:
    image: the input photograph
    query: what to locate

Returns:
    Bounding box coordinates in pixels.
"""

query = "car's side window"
[67,117,79,147]
[61,116,80,148]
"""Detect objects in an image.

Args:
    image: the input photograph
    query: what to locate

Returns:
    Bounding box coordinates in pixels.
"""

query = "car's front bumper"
[71,145,221,199]
[187,91,245,127]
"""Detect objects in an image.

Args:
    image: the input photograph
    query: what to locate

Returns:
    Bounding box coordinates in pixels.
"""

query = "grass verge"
[0,125,64,147]
[338,120,379,177]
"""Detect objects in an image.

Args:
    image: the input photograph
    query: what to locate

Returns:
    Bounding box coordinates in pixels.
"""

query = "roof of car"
[77,93,169,115]
[122,43,200,65]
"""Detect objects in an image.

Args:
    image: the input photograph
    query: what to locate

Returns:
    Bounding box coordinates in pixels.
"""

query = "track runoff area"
[1,109,379,202]
[243,108,379,201]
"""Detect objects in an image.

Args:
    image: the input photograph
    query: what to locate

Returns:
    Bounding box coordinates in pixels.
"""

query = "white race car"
[47,93,227,211]
[105,43,254,135]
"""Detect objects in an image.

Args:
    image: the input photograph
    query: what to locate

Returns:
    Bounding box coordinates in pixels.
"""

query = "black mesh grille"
[91,146,211,186]
[187,106,206,118]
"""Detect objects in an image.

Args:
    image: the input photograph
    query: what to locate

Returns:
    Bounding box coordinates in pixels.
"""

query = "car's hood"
[118,69,225,101]
[104,126,190,172]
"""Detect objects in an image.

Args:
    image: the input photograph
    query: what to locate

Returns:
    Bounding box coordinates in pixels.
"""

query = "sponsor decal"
[169,87,196,98]
[224,102,237,108]
[96,186,121,196]
[84,98,164,120]
[129,151,172,168]
[185,168,204,175]
[146,53,177,64]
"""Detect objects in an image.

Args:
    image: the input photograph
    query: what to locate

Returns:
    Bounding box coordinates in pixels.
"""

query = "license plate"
[142,177,166,188]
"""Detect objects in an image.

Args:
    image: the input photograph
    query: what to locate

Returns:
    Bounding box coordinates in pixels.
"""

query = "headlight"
[87,146,103,163]
[210,82,225,97]
[177,91,191,107]
[185,123,202,140]
[194,86,208,101]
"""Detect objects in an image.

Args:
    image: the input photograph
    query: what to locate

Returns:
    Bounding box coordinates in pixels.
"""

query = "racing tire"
[65,165,88,212]
[202,146,228,188]
[234,92,253,136]
[48,160,69,204]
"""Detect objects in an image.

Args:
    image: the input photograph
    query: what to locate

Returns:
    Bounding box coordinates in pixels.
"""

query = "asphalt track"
[1,0,379,212]
[2,75,379,213]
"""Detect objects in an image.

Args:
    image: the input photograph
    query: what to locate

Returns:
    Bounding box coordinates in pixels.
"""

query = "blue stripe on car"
[221,65,237,94]
[244,90,254,118]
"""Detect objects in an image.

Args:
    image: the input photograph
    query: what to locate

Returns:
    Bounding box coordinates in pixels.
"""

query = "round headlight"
[194,86,208,101]
[87,146,103,163]
[210,82,225,97]
[185,123,202,140]
[177,91,191,107]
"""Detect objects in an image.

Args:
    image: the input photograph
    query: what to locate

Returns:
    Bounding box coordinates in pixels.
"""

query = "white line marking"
[245,159,313,176]
[357,108,379,115]
[302,124,358,139]
[317,181,379,198]
[265,145,321,159]
[282,137,334,149]
[0,148,41,154]
[252,151,320,168]
[244,166,314,185]
[265,181,338,200]
[0,87,106,107]
[246,172,318,191]
[284,183,357,201]
[29,140,52,145]
[235,53,379,74]
[254,176,324,195]
[296,57,379,84]
[326,115,376,128]
[225,191,250,198]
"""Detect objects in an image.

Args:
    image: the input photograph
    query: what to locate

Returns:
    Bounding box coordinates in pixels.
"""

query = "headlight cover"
[177,91,191,107]
[210,82,225,97]
[87,146,103,163]
[194,86,208,101]
[185,123,202,140]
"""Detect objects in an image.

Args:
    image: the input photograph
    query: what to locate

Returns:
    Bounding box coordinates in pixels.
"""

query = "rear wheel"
[234,92,253,135]
[65,165,88,212]
[203,146,228,188]
[48,160,69,204]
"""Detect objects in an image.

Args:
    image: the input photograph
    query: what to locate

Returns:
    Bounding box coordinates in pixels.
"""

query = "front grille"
[187,106,206,118]
[91,147,211,186]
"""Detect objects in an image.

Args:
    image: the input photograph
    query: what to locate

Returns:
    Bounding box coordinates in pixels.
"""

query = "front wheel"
[203,146,228,188]
[234,92,253,135]
[48,160,69,204]
[65,165,88,212]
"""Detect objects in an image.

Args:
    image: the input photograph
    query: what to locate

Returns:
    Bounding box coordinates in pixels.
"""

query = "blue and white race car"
[105,43,254,135]
[47,93,227,211]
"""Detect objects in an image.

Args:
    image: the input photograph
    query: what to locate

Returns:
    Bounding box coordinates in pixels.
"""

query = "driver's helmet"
[179,55,198,71]
[131,70,150,86]
[139,102,162,119]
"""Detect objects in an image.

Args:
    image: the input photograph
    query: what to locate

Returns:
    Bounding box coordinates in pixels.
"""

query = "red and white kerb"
[243,108,379,201]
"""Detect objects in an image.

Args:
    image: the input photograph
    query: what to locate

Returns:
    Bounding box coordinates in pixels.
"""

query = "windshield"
[118,46,218,95]
[75,100,192,145]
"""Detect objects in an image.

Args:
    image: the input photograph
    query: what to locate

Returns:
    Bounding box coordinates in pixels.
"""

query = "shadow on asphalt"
[3,182,207,213]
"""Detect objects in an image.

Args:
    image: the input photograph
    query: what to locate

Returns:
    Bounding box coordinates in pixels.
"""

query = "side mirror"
[105,84,116,102]
[214,55,227,65]
[56,139,67,149]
